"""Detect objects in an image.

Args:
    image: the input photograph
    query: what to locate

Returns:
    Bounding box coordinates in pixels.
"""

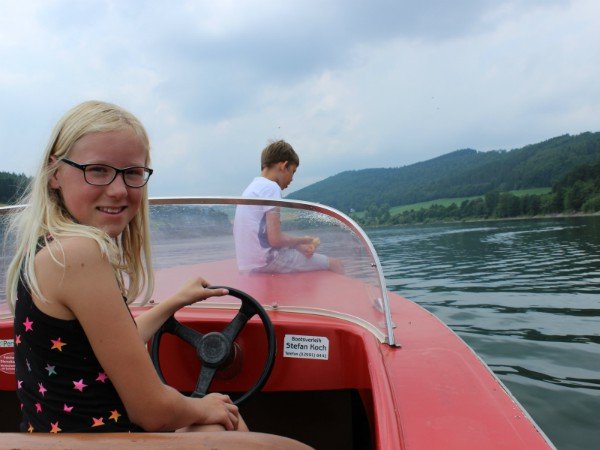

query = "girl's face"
[49,128,148,238]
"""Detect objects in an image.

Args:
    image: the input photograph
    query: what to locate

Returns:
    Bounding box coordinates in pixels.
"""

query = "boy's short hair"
[261,140,300,170]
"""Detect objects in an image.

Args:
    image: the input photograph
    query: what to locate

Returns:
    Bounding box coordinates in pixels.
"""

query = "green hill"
[0,172,30,205]
[287,132,600,212]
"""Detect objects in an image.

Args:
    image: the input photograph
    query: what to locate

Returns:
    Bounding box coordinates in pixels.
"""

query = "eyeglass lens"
[84,165,150,187]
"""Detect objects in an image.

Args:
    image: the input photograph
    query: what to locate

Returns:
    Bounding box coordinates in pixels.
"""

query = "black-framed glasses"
[61,159,153,188]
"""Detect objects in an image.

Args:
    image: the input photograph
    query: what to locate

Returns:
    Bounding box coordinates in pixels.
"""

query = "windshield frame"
[1,197,396,346]
[150,196,395,346]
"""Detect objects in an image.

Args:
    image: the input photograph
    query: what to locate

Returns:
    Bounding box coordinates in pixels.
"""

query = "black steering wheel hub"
[199,332,231,366]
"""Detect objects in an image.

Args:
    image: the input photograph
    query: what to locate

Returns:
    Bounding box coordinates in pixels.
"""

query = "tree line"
[0,172,30,205]
[354,158,600,226]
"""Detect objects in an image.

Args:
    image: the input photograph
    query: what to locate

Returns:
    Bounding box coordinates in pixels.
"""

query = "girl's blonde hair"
[6,100,154,312]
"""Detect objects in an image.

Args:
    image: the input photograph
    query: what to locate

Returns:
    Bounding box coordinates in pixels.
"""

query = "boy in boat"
[233,140,343,274]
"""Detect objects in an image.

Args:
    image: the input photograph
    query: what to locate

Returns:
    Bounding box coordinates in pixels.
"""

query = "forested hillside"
[0,172,30,205]
[288,132,600,213]
[356,157,600,226]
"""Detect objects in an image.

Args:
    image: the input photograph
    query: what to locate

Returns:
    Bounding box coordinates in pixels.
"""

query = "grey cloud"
[1,0,596,199]
[31,0,570,126]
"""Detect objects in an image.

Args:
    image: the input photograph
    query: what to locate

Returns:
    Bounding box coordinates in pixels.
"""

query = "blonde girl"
[6,101,244,433]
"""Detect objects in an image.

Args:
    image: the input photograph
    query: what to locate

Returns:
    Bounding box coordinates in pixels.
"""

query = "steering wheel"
[150,286,276,405]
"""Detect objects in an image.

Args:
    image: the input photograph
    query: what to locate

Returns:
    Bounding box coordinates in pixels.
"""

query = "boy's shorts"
[253,247,330,273]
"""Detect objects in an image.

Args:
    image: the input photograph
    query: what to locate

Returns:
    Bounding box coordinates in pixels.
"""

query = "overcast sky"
[1,0,599,197]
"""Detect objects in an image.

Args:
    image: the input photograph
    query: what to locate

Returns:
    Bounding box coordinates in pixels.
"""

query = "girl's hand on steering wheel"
[172,276,229,308]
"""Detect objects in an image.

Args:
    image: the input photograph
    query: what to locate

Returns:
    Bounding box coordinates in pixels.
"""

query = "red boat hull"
[0,259,552,449]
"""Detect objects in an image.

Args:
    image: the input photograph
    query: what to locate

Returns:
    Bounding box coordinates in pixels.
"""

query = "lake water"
[367,216,600,450]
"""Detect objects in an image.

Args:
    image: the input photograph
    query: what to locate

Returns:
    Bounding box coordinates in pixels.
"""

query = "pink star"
[15,335,21,345]
[38,383,47,396]
[35,402,42,413]
[96,372,108,383]
[23,317,33,332]
[17,380,23,389]
[50,421,61,433]
[91,417,105,427]
[63,404,74,413]
[73,379,87,392]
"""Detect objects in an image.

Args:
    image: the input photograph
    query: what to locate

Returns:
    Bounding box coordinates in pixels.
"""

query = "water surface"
[368,216,600,450]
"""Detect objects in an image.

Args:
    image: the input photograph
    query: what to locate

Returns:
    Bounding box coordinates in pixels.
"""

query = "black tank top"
[14,266,143,433]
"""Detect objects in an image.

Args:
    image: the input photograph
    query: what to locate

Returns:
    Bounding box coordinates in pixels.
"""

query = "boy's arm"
[265,209,315,248]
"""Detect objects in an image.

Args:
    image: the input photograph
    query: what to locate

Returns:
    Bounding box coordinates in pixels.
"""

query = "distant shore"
[363,211,600,228]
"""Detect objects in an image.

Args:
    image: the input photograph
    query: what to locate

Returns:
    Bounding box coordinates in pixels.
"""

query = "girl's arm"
[35,237,240,432]
[135,279,228,343]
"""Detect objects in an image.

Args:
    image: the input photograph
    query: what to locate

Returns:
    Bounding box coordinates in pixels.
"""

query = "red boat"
[0,197,555,449]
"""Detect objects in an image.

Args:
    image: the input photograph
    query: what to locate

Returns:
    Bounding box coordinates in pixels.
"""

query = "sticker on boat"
[283,334,329,360]
[0,339,13,348]
[0,352,15,375]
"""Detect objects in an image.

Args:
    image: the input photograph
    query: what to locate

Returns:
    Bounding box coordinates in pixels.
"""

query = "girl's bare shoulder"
[36,235,108,272]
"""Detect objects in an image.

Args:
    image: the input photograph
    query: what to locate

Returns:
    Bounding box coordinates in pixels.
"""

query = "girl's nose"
[105,173,129,197]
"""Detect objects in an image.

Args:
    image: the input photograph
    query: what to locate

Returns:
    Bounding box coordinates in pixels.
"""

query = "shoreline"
[362,211,600,228]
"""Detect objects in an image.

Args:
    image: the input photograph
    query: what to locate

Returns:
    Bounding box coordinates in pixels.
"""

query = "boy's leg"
[328,257,344,274]
[258,248,330,273]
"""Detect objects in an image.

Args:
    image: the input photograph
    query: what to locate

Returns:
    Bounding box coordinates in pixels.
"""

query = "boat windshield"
[0,198,395,345]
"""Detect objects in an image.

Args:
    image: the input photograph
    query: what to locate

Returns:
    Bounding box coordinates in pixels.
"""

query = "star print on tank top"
[13,266,143,433]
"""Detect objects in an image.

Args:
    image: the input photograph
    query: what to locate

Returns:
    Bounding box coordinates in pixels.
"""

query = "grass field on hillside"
[353,188,552,218]
[388,197,479,215]
[509,187,553,196]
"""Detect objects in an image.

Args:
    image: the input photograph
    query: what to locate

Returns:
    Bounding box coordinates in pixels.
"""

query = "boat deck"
[0,260,553,449]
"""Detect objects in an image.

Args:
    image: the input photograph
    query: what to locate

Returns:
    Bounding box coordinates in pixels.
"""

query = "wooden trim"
[0,431,313,450]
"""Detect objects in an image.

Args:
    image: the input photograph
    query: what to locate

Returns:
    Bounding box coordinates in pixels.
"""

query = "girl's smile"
[97,206,127,214]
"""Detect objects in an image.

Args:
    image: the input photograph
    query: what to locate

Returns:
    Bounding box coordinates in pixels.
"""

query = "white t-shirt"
[233,177,281,270]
